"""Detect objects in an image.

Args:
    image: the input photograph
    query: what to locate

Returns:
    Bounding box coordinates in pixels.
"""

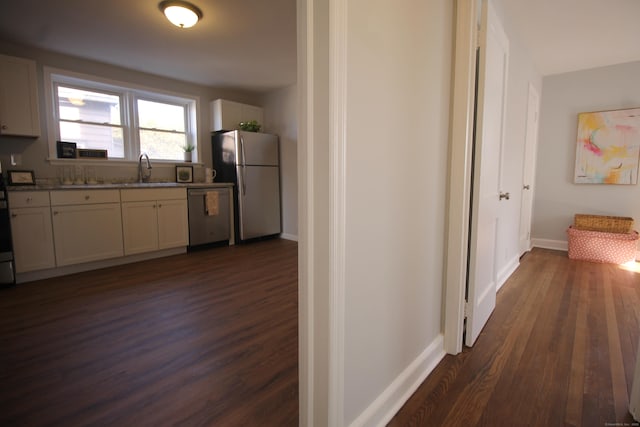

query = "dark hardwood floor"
[0,238,298,427]
[4,242,639,427]
[389,248,640,427]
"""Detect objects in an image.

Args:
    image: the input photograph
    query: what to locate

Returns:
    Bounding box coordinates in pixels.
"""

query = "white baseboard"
[280,233,299,242]
[497,255,519,291]
[531,238,568,251]
[349,335,446,427]
[16,247,186,284]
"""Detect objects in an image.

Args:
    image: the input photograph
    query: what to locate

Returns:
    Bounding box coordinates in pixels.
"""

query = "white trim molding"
[531,238,568,251]
[348,335,446,427]
[443,0,479,356]
[280,233,299,242]
[497,255,519,292]
[328,0,348,424]
[297,0,315,424]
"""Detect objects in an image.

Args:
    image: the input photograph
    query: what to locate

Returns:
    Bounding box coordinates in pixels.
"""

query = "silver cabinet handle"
[499,192,510,200]
[523,185,530,190]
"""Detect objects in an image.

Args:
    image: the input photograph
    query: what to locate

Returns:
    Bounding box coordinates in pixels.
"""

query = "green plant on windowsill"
[183,144,195,152]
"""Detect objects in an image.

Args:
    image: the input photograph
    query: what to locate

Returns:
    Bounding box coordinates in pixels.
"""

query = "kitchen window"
[45,69,198,162]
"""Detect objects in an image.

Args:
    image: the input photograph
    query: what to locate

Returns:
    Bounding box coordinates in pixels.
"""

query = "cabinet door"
[157,199,188,249]
[121,201,159,255]
[0,54,40,137]
[211,99,242,132]
[10,207,55,273]
[241,104,264,128]
[52,203,124,266]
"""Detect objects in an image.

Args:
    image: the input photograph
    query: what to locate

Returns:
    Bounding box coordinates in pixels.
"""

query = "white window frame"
[44,67,199,164]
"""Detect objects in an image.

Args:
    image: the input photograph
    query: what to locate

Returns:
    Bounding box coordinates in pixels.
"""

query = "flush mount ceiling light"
[159,0,203,28]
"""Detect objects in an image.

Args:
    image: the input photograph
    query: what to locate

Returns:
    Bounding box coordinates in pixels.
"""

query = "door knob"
[499,192,510,200]
[523,185,530,190]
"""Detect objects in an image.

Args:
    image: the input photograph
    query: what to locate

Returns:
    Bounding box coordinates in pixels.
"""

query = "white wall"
[262,84,298,240]
[342,0,452,424]
[532,61,640,245]
[300,0,546,424]
[0,39,262,183]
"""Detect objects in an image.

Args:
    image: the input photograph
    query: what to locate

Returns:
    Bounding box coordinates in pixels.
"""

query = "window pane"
[138,99,185,132]
[60,121,124,158]
[58,86,121,125]
[140,129,186,160]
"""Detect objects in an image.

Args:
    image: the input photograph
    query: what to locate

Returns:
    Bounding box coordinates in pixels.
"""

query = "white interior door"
[466,0,510,347]
[519,83,540,254]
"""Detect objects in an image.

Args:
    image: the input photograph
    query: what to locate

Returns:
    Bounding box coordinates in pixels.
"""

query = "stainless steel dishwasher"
[187,187,230,247]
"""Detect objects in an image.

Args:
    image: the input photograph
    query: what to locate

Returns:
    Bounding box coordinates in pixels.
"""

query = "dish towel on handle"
[205,191,219,216]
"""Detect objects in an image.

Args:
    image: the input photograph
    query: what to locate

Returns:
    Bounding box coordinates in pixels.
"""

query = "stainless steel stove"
[0,166,15,286]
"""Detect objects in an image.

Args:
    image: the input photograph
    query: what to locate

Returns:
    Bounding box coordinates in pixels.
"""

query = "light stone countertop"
[7,182,234,191]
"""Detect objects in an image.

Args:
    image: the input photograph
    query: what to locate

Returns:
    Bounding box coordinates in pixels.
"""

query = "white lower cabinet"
[8,187,189,276]
[50,190,124,267]
[8,191,55,273]
[121,201,159,255]
[121,188,188,256]
[156,199,189,249]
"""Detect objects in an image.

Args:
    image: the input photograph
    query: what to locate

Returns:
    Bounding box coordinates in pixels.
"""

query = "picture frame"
[176,165,193,183]
[56,141,77,159]
[7,170,36,186]
[574,107,640,185]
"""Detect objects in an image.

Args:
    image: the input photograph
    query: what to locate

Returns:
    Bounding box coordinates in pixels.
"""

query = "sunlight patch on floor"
[618,260,640,273]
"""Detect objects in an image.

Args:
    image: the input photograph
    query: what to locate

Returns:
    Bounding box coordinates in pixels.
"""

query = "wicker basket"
[567,227,639,264]
[574,214,634,234]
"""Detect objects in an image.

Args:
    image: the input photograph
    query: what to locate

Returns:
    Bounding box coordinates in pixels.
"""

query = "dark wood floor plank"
[565,264,588,427]
[389,248,640,427]
[475,250,564,427]
[0,238,298,427]
[603,264,630,421]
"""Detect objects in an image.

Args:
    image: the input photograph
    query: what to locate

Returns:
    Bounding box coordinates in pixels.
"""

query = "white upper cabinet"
[0,54,41,137]
[210,99,264,132]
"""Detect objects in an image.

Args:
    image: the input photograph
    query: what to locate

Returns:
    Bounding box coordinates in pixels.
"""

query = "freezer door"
[237,165,281,240]
[238,131,279,166]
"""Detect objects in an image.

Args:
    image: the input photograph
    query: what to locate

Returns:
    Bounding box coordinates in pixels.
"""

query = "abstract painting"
[574,107,640,184]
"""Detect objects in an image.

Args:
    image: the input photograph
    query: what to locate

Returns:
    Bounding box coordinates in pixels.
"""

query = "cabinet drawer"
[50,189,120,206]
[120,188,186,202]
[8,191,50,208]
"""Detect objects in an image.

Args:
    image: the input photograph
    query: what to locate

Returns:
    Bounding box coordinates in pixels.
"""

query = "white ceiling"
[498,0,640,76]
[0,0,297,93]
[0,0,638,94]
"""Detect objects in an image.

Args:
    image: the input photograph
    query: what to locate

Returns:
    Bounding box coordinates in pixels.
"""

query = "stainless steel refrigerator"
[212,130,281,242]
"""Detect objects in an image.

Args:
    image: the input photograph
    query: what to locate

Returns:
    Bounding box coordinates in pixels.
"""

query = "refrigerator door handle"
[239,135,247,195]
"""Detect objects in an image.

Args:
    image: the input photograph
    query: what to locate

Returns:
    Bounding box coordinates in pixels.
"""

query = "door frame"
[443,0,480,355]
[518,82,540,254]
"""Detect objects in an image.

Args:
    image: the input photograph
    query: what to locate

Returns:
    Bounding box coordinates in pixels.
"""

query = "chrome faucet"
[138,153,152,183]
